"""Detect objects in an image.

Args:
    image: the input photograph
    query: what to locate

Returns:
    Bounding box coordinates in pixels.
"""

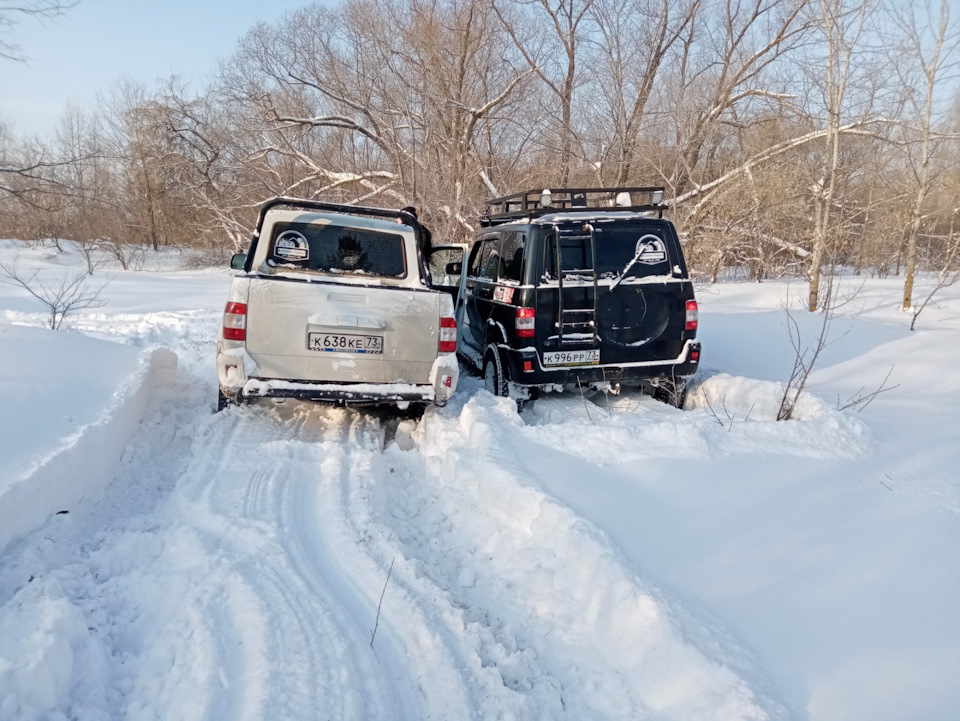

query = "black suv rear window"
[268,221,407,278]
[545,223,672,281]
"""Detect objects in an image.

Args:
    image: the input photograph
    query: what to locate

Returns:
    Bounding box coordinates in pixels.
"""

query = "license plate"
[542,349,600,366]
[308,333,383,353]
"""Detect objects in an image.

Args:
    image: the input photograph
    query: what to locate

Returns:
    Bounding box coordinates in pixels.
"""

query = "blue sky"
[4,0,313,138]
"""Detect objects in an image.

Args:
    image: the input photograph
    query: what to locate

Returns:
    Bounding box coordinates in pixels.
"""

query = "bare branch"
[0,1,77,62]
[0,258,109,330]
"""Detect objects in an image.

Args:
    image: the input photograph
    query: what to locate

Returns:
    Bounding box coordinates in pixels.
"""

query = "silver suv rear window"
[268,221,407,278]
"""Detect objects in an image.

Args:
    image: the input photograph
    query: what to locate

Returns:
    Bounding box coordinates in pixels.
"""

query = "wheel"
[483,347,525,412]
[653,377,687,409]
[217,387,242,412]
[483,347,509,398]
[397,402,427,420]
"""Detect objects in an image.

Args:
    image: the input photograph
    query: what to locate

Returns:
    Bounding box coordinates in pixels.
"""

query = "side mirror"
[445,261,462,274]
[230,253,247,270]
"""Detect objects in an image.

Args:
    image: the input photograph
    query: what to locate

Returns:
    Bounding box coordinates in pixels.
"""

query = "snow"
[0,238,958,721]
[0,323,177,554]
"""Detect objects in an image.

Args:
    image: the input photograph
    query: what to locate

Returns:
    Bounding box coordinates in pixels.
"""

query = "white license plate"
[542,349,600,366]
[308,333,383,354]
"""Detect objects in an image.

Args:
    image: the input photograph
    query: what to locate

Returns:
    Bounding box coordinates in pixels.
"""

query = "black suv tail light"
[516,307,535,338]
[685,300,698,331]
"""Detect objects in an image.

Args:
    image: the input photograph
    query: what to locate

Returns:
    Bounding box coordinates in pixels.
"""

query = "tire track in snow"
[253,403,518,719]
[298,409,535,720]
[95,401,321,721]
[166,402,413,720]
[173,399,529,720]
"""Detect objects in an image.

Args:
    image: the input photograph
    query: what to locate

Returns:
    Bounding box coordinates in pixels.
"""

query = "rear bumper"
[217,344,459,407]
[503,339,701,387]
[240,378,444,406]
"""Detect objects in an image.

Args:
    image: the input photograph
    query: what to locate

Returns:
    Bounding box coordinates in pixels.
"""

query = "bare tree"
[0,0,79,219]
[491,0,596,185]
[892,0,960,310]
[909,188,960,329]
[778,274,860,420]
[2,0,960,289]
[587,0,699,185]
[667,0,814,200]
[805,0,874,312]
[213,0,529,241]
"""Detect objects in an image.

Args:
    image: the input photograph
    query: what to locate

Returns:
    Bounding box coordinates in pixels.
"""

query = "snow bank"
[525,372,870,466]
[0,324,177,554]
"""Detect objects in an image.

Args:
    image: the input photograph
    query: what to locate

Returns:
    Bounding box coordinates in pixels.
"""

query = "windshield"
[544,223,673,281]
[266,221,407,278]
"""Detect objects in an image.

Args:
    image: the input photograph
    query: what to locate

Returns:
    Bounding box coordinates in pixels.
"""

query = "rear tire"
[483,347,525,412]
[653,377,687,409]
[483,347,509,398]
[217,387,243,412]
[397,402,427,420]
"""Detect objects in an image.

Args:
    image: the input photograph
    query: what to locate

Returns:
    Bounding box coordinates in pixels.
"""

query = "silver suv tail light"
[223,302,247,341]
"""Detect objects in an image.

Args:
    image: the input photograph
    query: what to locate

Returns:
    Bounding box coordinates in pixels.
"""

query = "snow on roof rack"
[481,186,667,226]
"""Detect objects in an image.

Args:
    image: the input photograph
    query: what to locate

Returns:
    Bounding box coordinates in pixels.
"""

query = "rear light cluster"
[223,302,247,341]
[439,317,457,353]
[516,307,535,338]
[685,300,698,331]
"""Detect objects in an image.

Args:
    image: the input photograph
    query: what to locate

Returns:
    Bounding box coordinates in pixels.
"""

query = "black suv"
[455,187,700,408]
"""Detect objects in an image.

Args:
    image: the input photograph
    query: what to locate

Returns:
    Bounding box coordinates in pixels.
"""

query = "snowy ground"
[0,239,957,721]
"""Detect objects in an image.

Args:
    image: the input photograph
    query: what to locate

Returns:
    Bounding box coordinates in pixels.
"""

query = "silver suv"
[216,198,461,411]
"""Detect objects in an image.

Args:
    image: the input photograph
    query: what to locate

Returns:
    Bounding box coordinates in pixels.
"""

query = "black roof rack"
[253,196,418,231]
[482,186,667,226]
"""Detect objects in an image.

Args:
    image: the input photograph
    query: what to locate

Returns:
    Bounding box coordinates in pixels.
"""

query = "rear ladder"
[554,224,599,346]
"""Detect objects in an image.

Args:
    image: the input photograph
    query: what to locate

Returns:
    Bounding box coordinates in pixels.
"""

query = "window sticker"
[274,230,310,261]
[493,286,515,303]
[635,234,667,265]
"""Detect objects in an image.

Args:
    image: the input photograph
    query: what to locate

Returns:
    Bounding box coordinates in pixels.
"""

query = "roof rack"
[481,186,667,226]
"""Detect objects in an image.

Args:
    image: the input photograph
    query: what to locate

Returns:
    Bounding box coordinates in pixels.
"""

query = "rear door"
[244,280,443,384]
[427,243,468,333]
[244,217,443,384]
[536,220,692,366]
[592,221,692,364]
[459,233,500,361]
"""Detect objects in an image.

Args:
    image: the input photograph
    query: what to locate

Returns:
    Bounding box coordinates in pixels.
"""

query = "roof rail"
[482,186,667,226]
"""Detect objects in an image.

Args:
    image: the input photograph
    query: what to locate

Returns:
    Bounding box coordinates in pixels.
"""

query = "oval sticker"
[274,230,310,261]
[635,234,667,265]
